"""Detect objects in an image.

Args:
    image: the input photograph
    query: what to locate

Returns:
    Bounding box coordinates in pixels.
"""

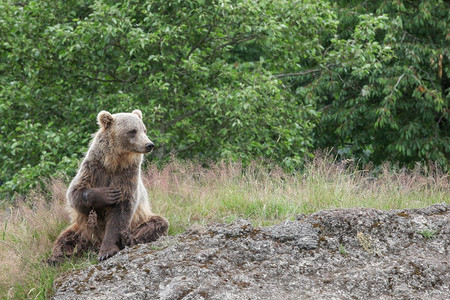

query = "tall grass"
[0,179,95,299]
[0,154,448,298]
[146,154,449,234]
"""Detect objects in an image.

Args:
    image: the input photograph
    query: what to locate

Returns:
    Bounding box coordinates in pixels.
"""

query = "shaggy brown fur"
[48,110,168,264]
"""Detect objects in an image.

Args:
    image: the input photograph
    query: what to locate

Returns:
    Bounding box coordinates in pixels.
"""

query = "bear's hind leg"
[130,216,169,245]
[47,225,96,265]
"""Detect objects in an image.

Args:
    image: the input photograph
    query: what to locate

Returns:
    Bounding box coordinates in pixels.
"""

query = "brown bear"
[48,109,168,263]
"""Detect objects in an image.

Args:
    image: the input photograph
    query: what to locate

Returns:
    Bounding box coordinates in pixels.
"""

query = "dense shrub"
[1,0,448,199]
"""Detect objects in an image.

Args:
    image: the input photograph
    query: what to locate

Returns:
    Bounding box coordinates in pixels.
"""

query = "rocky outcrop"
[52,204,450,299]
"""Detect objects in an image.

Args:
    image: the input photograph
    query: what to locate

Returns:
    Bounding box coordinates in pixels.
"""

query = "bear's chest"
[88,162,139,190]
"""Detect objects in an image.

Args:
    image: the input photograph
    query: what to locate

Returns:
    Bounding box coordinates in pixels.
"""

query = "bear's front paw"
[98,245,119,261]
[96,187,122,206]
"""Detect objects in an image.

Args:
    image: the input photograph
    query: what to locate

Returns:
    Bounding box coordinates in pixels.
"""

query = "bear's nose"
[145,142,155,152]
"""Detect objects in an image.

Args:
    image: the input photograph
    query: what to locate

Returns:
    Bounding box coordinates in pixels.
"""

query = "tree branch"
[187,25,215,58]
[165,142,197,157]
[216,35,258,51]
[162,109,202,130]
[387,66,413,99]
[272,69,323,79]
[76,74,137,83]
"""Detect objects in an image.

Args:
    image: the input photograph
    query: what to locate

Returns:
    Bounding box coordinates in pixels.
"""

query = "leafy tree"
[1,0,447,200]
[307,0,449,167]
[0,0,337,198]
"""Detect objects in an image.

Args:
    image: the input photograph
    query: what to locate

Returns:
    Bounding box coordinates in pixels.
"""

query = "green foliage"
[417,229,437,239]
[308,0,449,167]
[1,0,339,198]
[0,0,448,199]
[339,244,347,255]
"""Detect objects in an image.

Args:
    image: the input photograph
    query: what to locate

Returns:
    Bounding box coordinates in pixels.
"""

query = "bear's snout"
[145,142,155,152]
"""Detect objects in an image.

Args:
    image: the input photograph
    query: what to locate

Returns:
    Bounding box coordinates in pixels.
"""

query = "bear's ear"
[97,110,114,129]
[132,109,143,119]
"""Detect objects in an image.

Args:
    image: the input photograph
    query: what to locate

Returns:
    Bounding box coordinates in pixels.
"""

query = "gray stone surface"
[52,204,450,299]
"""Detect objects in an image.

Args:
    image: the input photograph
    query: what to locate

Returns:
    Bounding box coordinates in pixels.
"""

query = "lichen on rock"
[52,204,450,300]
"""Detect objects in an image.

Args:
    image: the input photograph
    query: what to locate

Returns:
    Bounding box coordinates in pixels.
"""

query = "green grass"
[417,229,437,239]
[1,155,448,299]
[147,157,449,234]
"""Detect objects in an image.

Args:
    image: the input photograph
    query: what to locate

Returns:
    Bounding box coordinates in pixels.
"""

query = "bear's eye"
[128,129,137,135]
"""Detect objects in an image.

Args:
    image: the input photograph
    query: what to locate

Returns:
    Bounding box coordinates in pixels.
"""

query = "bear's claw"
[98,247,119,261]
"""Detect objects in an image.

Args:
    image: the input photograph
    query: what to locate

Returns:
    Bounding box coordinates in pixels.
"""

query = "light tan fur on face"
[112,113,151,154]
[95,111,152,171]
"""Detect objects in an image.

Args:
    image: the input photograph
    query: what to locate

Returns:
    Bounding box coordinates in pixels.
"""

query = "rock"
[52,204,450,300]
[261,220,318,249]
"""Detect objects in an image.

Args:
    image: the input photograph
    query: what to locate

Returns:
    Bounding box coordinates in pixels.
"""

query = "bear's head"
[97,110,154,154]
